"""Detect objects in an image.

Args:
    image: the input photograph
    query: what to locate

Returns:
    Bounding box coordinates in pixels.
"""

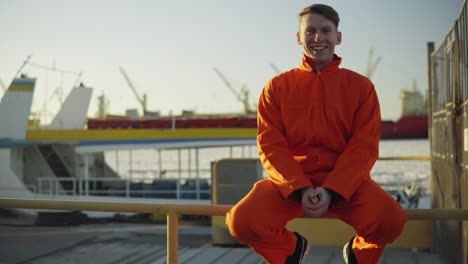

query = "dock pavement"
[0,214,445,264]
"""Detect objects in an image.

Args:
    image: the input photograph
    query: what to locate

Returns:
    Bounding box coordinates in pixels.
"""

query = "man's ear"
[336,31,342,45]
[296,32,302,45]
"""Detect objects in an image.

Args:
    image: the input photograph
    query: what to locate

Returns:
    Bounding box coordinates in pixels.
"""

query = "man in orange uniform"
[226,3,408,264]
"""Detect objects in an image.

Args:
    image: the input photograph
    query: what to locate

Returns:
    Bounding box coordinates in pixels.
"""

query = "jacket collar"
[299,53,342,73]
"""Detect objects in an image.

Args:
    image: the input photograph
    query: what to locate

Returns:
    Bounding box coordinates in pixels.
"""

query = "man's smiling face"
[297,13,342,71]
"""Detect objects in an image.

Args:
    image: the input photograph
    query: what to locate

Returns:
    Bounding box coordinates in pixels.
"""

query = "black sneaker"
[285,232,311,264]
[343,236,358,264]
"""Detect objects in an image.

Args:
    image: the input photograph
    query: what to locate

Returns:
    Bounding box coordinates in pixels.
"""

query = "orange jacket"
[257,54,381,201]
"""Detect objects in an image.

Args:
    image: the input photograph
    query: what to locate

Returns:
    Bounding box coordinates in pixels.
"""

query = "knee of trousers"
[360,204,408,245]
[226,203,261,243]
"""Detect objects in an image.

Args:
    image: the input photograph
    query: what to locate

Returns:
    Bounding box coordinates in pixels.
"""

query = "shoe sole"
[300,237,312,264]
[343,242,349,264]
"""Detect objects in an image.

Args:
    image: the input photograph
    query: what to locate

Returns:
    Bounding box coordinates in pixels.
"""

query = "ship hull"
[87,115,429,140]
[381,115,428,139]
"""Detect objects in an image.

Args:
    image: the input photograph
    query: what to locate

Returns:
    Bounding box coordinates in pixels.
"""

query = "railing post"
[176,180,180,199]
[54,178,59,196]
[167,211,179,264]
[38,178,42,195]
[126,178,130,198]
[84,154,89,196]
[195,148,200,200]
[73,179,76,196]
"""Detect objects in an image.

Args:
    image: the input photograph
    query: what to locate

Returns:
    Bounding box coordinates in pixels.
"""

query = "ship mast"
[96,91,109,119]
[400,80,427,116]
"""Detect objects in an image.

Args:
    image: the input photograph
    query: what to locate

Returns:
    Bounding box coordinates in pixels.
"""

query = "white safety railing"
[37,177,211,200]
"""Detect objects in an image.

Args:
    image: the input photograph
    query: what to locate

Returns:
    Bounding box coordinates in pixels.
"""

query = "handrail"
[1,198,468,264]
[378,156,430,161]
[2,198,467,220]
[0,198,231,215]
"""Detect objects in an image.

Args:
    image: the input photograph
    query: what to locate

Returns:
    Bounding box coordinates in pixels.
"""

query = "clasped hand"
[301,186,331,217]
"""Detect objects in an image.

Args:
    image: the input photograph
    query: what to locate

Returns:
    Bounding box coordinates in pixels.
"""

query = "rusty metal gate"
[428,1,468,263]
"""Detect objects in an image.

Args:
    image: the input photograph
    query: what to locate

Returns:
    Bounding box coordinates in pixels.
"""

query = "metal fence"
[428,0,468,263]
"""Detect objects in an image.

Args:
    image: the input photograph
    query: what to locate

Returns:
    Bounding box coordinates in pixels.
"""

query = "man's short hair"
[299,4,340,28]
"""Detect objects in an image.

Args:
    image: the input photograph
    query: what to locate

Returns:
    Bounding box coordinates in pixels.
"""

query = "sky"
[0,0,464,123]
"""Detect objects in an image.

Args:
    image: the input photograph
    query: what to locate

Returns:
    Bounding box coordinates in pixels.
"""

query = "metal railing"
[32,155,431,206]
[37,177,211,200]
[0,198,467,264]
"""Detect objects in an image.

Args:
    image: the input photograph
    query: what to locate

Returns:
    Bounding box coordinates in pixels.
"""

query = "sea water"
[104,139,430,187]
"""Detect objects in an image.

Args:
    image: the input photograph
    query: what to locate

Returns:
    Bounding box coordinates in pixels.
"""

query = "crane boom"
[119,66,147,115]
[0,78,5,92]
[366,48,381,80]
[269,63,281,75]
[213,67,253,115]
[213,68,243,102]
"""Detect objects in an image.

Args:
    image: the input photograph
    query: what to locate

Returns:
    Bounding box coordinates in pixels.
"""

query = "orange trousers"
[226,178,408,264]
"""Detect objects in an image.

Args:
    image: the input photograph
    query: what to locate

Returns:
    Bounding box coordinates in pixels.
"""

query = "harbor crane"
[119,66,147,116]
[213,67,253,115]
[269,62,281,75]
[366,48,381,81]
[0,78,5,92]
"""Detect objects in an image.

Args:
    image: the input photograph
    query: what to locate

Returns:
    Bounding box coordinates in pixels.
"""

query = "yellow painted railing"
[1,198,468,263]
